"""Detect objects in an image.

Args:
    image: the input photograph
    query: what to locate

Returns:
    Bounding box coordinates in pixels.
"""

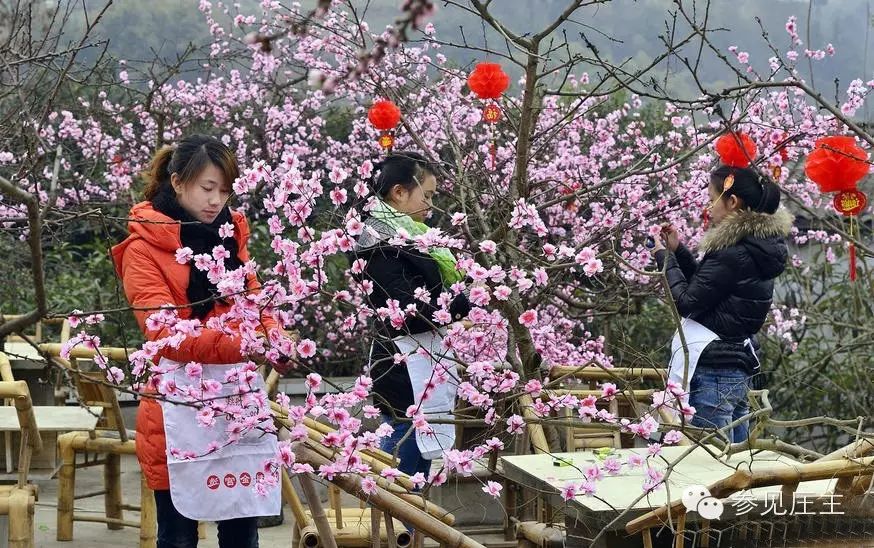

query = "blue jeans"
[154,490,259,548]
[689,367,751,443]
[379,416,432,478]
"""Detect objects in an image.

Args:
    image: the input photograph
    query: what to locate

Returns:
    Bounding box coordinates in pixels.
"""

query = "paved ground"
[26,454,294,547]
[11,454,506,548]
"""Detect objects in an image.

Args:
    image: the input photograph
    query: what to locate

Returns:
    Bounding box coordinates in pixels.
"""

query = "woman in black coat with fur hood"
[652,164,793,443]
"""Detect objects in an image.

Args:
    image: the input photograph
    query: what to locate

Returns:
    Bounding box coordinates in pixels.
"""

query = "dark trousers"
[154,489,259,548]
[379,415,432,478]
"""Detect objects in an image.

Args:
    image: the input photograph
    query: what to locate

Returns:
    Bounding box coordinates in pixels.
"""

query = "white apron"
[159,358,280,521]
[660,319,761,430]
[653,318,720,429]
[391,330,458,460]
[668,318,720,394]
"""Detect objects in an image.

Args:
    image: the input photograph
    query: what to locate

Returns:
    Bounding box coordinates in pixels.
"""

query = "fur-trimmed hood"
[699,206,794,280]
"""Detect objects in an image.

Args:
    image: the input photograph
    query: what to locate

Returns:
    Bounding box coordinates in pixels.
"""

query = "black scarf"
[152,186,243,319]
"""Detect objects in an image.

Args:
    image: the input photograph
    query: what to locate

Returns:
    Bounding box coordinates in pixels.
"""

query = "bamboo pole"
[329,484,342,528]
[674,511,686,548]
[297,524,320,547]
[548,388,659,399]
[105,453,123,530]
[642,529,654,548]
[518,394,549,454]
[56,433,76,540]
[514,521,565,546]
[39,342,134,361]
[282,468,311,529]
[0,353,14,382]
[699,519,711,548]
[16,430,31,491]
[385,512,400,548]
[302,416,395,466]
[64,431,136,454]
[298,473,338,548]
[139,476,157,548]
[0,485,37,495]
[371,508,382,548]
[273,407,457,526]
[0,381,43,455]
[295,444,486,548]
[69,515,139,527]
[549,366,666,381]
[301,436,456,525]
[816,438,874,461]
[1,354,12,476]
[298,511,411,547]
[7,488,33,548]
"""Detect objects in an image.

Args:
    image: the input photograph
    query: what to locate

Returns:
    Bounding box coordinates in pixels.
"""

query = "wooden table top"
[0,405,103,432]
[500,446,837,525]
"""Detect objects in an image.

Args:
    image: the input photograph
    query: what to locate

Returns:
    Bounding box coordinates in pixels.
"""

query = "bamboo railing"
[626,454,874,540]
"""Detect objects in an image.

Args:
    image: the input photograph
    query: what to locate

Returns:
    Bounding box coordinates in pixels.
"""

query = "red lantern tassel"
[850,242,857,282]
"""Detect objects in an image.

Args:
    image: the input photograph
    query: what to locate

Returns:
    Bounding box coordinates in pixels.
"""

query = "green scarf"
[369,200,464,286]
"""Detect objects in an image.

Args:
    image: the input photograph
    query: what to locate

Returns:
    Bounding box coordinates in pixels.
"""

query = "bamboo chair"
[265,369,418,547]
[0,360,41,548]
[0,315,70,406]
[0,316,71,475]
[626,453,874,548]
[267,369,475,546]
[38,343,158,548]
[524,365,682,455]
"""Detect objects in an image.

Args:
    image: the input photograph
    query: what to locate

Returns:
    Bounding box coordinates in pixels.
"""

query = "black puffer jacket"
[655,208,793,368]
[351,217,471,416]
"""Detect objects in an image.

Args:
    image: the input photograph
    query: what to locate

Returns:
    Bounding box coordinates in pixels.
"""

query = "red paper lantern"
[468,63,509,99]
[468,63,509,170]
[804,136,869,193]
[804,136,870,282]
[367,100,401,149]
[367,100,400,129]
[715,132,757,168]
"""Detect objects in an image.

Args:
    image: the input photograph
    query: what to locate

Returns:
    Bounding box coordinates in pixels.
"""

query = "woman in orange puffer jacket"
[112,134,283,548]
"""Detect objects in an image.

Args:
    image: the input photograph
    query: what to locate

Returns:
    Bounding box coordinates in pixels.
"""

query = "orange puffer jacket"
[111,201,278,490]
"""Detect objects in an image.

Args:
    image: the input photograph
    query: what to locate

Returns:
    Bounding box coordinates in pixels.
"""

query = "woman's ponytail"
[755,179,781,214]
[142,145,176,200]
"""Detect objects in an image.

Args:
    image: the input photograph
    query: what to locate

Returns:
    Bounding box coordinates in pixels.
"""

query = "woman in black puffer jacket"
[653,164,793,443]
[351,152,471,478]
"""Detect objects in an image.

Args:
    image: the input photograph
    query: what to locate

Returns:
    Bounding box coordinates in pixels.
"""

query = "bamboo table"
[500,446,839,547]
[0,405,102,473]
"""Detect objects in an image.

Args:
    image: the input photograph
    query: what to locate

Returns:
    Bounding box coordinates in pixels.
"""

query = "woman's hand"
[257,328,299,374]
[662,225,681,252]
[651,234,666,254]
[273,329,299,374]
